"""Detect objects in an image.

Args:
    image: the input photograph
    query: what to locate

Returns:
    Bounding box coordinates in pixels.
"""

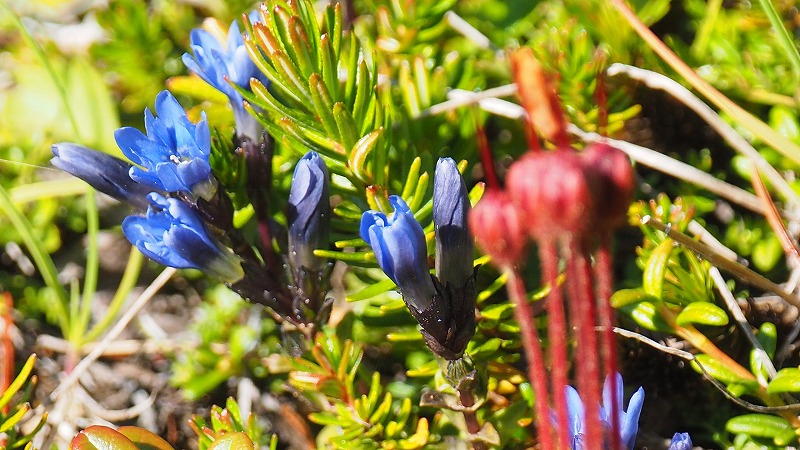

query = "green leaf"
[643,238,674,298]
[767,368,800,394]
[692,354,750,385]
[117,426,175,450]
[675,302,729,326]
[620,301,672,332]
[207,433,256,450]
[726,414,795,444]
[609,288,659,308]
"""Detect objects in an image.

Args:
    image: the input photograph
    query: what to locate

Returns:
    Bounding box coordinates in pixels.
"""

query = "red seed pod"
[581,141,634,232]
[469,189,528,268]
[506,149,594,240]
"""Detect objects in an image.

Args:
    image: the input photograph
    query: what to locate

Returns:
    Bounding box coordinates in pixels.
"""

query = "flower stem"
[564,238,603,449]
[596,236,621,450]
[473,111,500,191]
[539,239,569,448]
[504,267,553,449]
[458,389,488,450]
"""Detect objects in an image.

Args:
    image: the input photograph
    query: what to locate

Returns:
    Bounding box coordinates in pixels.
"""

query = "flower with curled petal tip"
[667,432,692,450]
[122,193,244,282]
[287,151,330,272]
[360,196,435,311]
[182,14,268,140]
[114,90,215,200]
[50,143,155,209]
[433,157,473,288]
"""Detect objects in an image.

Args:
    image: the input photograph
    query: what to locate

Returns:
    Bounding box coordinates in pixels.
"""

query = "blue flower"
[122,193,243,282]
[667,432,692,450]
[50,143,155,209]
[433,157,473,287]
[360,196,435,311]
[564,385,587,450]
[182,14,267,140]
[602,372,645,449]
[559,373,645,450]
[287,151,330,271]
[114,90,215,200]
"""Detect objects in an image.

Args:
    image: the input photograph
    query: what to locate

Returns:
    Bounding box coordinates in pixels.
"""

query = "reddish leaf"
[70,425,139,450]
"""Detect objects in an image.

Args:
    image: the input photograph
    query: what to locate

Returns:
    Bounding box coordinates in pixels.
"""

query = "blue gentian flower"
[602,372,645,449]
[433,157,473,288]
[114,90,215,200]
[287,151,330,271]
[667,432,692,450]
[559,373,645,450]
[564,385,587,450]
[50,143,155,209]
[360,196,435,311]
[122,193,244,282]
[182,14,267,140]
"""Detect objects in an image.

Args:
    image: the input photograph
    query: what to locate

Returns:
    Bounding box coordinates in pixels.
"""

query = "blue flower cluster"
[52,88,243,283]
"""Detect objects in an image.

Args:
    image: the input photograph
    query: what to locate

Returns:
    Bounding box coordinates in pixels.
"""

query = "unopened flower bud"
[434,157,473,287]
[581,141,634,232]
[51,143,154,209]
[506,149,593,239]
[287,151,330,272]
[469,190,527,268]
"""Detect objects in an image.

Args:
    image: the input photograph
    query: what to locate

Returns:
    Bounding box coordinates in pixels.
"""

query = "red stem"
[505,267,553,449]
[459,389,488,450]
[564,238,603,448]
[596,235,621,449]
[539,240,569,449]
[594,71,608,137]
[474,113,501,190]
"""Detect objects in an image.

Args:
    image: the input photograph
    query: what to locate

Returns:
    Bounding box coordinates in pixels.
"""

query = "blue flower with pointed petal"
[122,193,243,282]
[434,157,473,287]
[182,14,267,139]
[667,432,692,450]
[557,373,644,450]
[360,196,435,311]
[51,143,155,209]
[602,372,645,449]
[114,90,215,200]
[287,151,330,271]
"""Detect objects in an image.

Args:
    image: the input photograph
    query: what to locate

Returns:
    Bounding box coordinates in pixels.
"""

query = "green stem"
[76,189,99,345]
[83,249,144,343]
[756,0,800,78]
[1,5,82,139]
[0,185,69,335]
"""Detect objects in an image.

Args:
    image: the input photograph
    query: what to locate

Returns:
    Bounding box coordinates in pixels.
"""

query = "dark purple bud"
[287,152,330,272]
[433,157,473,288]
[51,142,154,209]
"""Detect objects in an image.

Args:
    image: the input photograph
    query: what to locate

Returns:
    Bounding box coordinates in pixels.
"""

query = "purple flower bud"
[114,91,215,200]
[667,432,692,450]
[433,157,473,287]
[50,143,154,209]
[182,14,268,140]
[122,193,243,282]
[287,152,330,271]
[360,196,435,311]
